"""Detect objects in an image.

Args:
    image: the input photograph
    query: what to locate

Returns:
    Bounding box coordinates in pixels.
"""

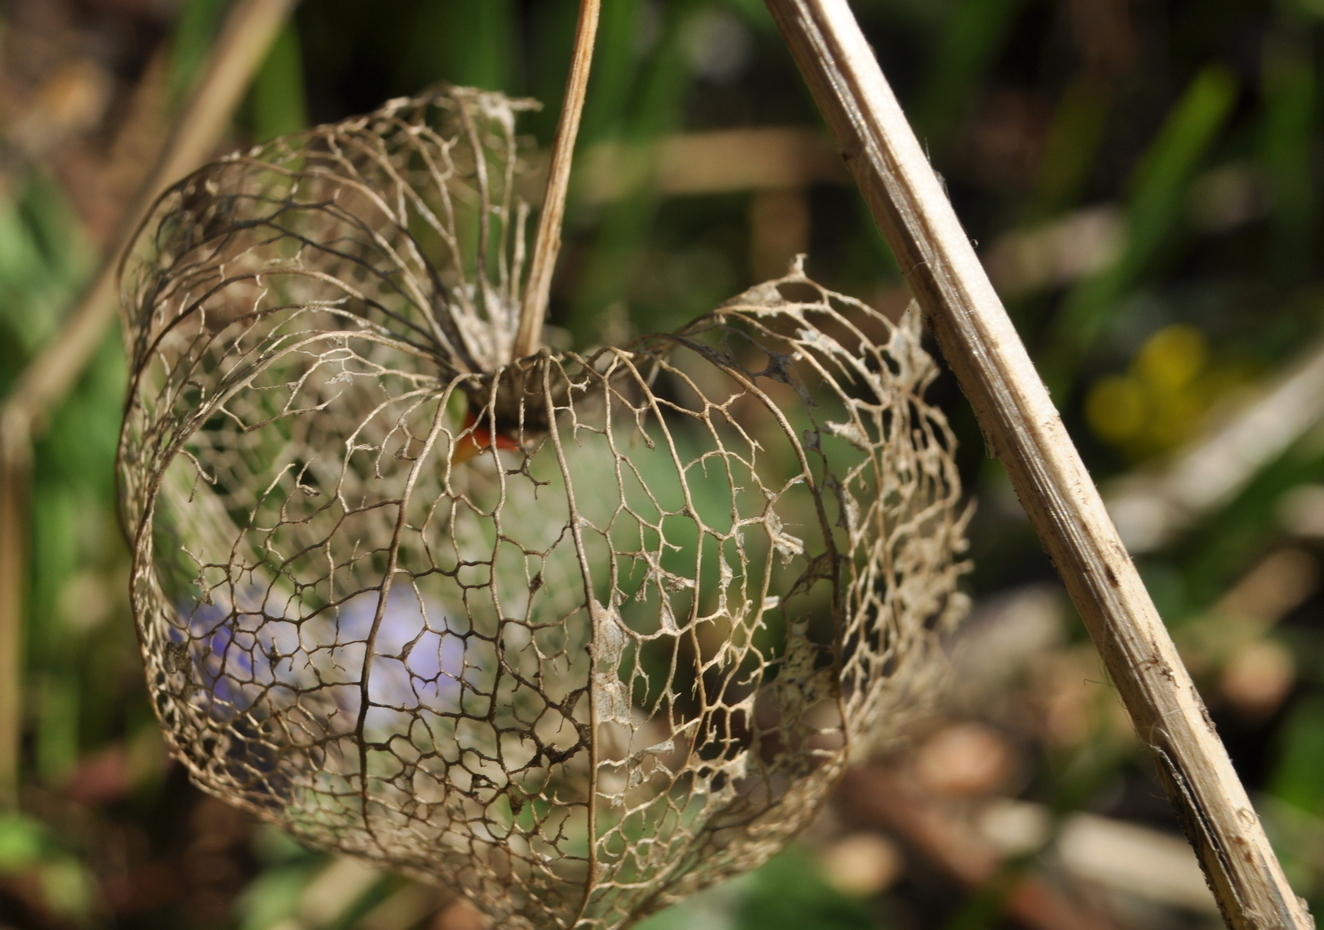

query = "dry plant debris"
[116,87,968,929]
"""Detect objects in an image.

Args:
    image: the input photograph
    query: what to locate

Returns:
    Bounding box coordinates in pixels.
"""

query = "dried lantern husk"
[117,87,969,929]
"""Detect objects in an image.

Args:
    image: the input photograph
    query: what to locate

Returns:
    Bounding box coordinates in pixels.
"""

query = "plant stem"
[0,0,297,810]
[763,2,1312,928]
[0,429,27,808]
[513,0,601,360]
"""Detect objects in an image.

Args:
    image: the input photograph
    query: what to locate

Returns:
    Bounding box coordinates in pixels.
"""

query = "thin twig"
[513,0,601,361]
[0,0,297,808]
[762,2,1312,929]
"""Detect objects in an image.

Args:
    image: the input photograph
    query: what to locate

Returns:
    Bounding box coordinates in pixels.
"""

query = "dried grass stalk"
[118,88,968,929]
[761,1,1313,927]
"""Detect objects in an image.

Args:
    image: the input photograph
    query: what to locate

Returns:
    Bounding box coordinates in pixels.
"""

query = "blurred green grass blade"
[1029,75,1113,220]
[1260,31,1316,283]
[569,2,697,336]
[20,174,93,282]
[1128,63,1237,200]
[915,0,1027,145]
[166,0,230,105]
[580,0,647,142]
[0,814,45,870]
[39,337,124,497]
[1272,696,1324,814]
[1098,63,1236,289]
[453,0,518,92]
[27,480,78,784]
[401,0,518,93]
[617,2,696,141]
[34,674,78,788]
[248,21,308,141]
[719,0,776,33]
[238,863,320,930]
[1178,434,1324,610]
[0,176,92,356]
[0,197,54,352]
[523,0,578,139]
[1047,65,1237,389]
[395,1,448,91]
[23,335,126,778]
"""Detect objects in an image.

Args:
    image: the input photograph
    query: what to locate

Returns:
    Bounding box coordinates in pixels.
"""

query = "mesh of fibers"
[117,87,968,929]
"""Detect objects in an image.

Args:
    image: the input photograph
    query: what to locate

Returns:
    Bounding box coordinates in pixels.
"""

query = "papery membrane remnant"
[117,87,968,930]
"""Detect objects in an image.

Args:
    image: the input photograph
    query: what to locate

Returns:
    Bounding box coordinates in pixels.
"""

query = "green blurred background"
[3,0,1324,927]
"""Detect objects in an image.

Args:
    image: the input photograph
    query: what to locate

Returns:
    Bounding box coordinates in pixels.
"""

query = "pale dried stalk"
[762,2,1312,928]
[0,0,296,807]
[513,0,601,360]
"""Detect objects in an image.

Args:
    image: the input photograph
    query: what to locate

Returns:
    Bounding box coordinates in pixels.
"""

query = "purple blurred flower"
[177,585,468,727]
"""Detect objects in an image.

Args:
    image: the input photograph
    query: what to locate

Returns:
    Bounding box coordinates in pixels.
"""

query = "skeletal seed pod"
[117,87,969,930]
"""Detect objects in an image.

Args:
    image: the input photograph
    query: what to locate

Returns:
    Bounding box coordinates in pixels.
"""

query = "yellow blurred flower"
[1086,374,1147,442]
[1086,323,1248,460]
[1133,323,1208,392]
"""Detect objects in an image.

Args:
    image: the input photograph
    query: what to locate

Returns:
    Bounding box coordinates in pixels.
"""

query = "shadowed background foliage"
[2,0,1324,928]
